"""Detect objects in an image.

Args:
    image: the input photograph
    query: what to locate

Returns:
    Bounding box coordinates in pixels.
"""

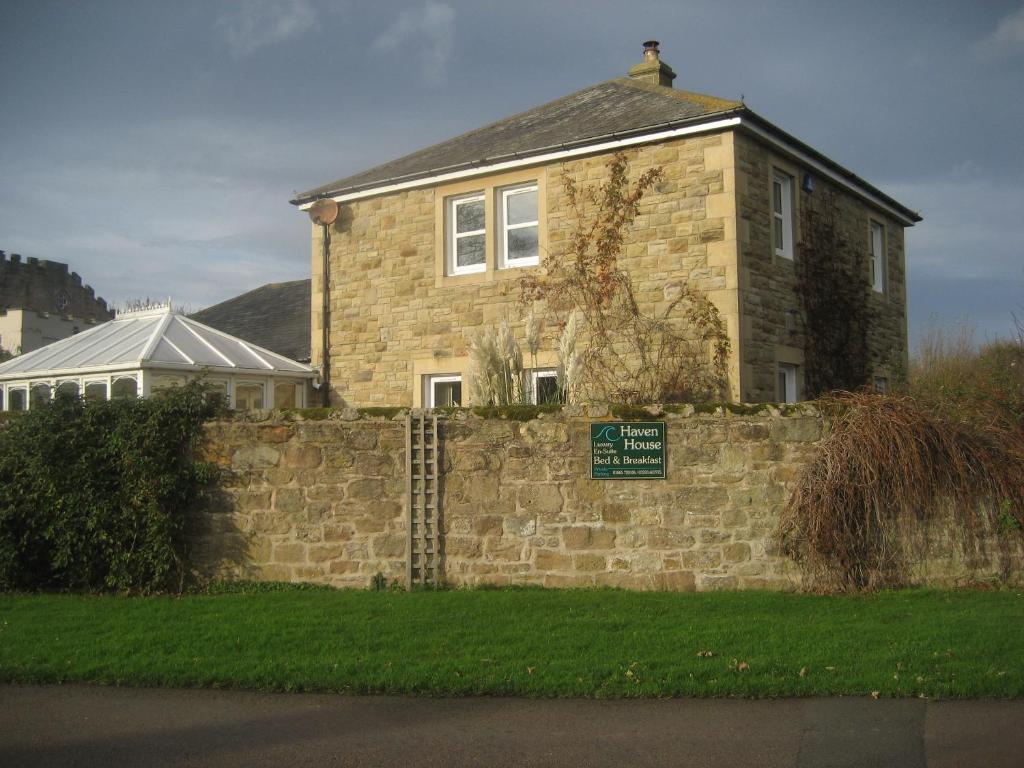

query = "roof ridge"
[611,76,743,111]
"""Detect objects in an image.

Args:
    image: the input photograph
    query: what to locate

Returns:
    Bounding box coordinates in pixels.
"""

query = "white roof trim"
[299,114,917,227]
[298,117,743,209]
[739,121,917,227]
[159,334,196,366]
[137,311,174,363]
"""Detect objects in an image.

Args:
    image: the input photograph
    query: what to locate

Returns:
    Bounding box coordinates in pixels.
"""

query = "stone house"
[291,42,920,408]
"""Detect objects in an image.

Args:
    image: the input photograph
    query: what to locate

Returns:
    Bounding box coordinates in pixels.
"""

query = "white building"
[0,304,316,411]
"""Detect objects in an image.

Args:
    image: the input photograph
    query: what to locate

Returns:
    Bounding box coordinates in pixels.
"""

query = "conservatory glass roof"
[0,306,315,380]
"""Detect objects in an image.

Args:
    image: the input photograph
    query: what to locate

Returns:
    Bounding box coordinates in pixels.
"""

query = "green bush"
[0,382,221,593]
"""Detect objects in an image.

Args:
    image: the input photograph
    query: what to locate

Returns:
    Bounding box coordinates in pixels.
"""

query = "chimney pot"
[629,40,676,88]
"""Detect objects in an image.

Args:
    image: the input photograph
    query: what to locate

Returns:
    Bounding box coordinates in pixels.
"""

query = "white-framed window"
[111,376,139,400]
[447,193,486,275]
[273,381,303,409]
[30,383,51,408]
[55,380,79,398]
[529,368,560,404]
[874,376,888,394]
[425,374,462,407]
[772,170,794,260]
[870,220,886,293]
[234,382,265,410]
[7,387,27,411]
[84,381,108,402]
[777,363,798,404]
[497,184,539,268]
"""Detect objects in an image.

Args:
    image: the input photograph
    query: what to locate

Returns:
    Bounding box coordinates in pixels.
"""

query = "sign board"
[590,422,666,479]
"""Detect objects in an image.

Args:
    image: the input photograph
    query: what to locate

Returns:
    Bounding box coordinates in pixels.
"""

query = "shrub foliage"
[0,382,220,593]
[780,392,1024,590]
[521,152,730,404]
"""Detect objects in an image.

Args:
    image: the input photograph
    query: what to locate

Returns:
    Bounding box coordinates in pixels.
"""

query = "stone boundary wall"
[191,407,1009,590]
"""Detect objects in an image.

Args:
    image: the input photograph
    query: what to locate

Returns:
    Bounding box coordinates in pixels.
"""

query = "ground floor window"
[425,374,462,407]
[530,368,561,404]
[111,377,138,399]
[7,388,26,411]
[30,383,51,408]
[777,363,798,404]
[274,381,302,409]
[234,382,265,410]
[84,381,108,402]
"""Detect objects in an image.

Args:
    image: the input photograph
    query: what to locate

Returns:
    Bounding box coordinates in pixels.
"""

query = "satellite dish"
[308,198,339,226]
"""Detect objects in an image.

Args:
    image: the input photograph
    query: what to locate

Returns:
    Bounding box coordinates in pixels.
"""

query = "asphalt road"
[1,684,1021,767]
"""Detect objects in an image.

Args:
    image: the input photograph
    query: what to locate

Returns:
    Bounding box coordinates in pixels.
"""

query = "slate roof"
[0,306,313,380]
[190,280,311,362]
[292,78,743,204]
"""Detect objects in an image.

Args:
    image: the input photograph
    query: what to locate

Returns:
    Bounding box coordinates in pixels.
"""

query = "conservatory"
[0,303,316,411]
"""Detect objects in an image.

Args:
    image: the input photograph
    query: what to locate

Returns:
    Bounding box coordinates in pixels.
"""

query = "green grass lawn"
[0,587,1020,698]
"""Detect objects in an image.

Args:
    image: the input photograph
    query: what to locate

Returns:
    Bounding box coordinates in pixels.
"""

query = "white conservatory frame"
[0,304,316,411]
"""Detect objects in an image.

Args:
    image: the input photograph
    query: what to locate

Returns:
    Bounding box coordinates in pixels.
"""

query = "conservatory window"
[30,383,51,408]
[84,381,108,402]
[7,388,26,411]
[234,382,265,410]
[111,377,138,399]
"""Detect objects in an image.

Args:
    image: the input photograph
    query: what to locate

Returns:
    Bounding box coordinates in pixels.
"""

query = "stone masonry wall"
[734,133,909,402]
[312,131,742,406]
[192,406,1021,592]
[194,408,817,590]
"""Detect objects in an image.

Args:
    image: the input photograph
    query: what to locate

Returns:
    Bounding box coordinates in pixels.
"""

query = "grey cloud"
[372,2,455,84]
[215,0,316,57]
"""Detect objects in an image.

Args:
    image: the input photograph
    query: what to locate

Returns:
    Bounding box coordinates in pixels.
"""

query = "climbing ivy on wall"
[794,189,874,398]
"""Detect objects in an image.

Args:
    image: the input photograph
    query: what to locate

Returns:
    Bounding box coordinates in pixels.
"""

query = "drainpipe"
[307,199,339,407]
[320,221,331,407]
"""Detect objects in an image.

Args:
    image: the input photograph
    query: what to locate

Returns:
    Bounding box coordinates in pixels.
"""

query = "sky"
[2,0,1023,350]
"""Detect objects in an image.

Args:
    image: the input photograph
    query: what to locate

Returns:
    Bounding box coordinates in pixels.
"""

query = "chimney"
[628,40,676,88]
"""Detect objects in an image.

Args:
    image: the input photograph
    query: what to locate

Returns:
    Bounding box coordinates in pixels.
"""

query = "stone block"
[700,574,739,591]
[724,542,751,562]
[308,544,348,563]
[274,488,304,515]
[232,446,279,470]
[354,453,395,476]
[347,478,386,501]
[659,570,697,592]
[504,514,536,537]
[282,445,322,469]
[681,550,722,569]
[272,542,306,564]
[257,425,293,443]
[473,515,504,537]
[534,549,572,571]
[445,536,482,558]
[371,533,406,558]
[516,484,562,516]
[562,526,616,550]
[646,528,696,550]
[322,446,355,468]
[252,512,292,535]
[234,489,271,512]
[573,553,606,571]
[770,417,821,443]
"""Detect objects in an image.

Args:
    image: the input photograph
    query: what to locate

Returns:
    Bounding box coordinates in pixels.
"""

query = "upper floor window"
[441,177,540,277]
[498,184,539,268]
[772,170,794,260]
[447,193,486,275]
[870,220,886,293]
